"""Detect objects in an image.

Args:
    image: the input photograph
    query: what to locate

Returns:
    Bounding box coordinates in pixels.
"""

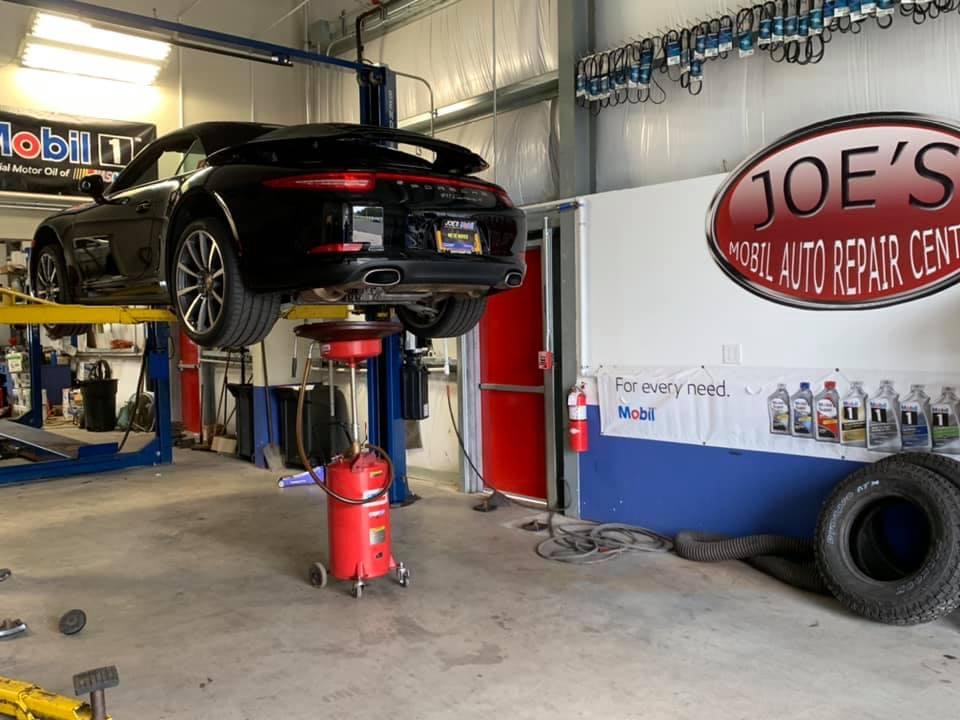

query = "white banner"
[598,366,960,463]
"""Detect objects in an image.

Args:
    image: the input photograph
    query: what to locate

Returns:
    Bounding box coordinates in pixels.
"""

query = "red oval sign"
[707,113,960,309]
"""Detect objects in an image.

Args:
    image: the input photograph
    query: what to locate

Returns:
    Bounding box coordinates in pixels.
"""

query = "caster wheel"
[309,562,327,588]
[352,581,363,599]
[397,568,410,587]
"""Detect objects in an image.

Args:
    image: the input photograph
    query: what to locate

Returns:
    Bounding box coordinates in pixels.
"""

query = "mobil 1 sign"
[598,366,960,463]
[707,113,960,309]
[0,108,155,196]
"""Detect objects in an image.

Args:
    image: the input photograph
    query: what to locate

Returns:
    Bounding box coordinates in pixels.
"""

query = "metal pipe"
[349,363,360,448]
[491,0,497,184]
[576,201,590,375]
[520,198,580,214]
[355,4,384,62]
[326,0,424,57]
[392,69,436,135]
[304,2,312,124]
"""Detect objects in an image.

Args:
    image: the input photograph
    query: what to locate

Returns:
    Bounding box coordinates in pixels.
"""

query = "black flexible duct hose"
[675,531,828,594]
[745,556,829,594]
[674,531,813,561]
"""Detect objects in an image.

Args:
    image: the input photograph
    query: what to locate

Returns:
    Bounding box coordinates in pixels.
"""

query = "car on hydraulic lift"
[29,122,527,348]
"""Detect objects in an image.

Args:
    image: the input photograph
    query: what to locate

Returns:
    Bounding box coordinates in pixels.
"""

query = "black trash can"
[227,383,254,461]
[276,384,349,468]
[80,379,118,432]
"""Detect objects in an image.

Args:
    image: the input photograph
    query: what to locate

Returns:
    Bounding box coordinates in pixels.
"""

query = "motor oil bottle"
[815,381,840,443]
[768,383,791,435]
[900,384,932,451]
[791,382,814,438]
[932,386,960,454]
[840,381,868,448]
[867,380,901,452]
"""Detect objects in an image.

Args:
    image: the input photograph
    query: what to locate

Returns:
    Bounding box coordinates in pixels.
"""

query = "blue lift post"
[358,68,412,506]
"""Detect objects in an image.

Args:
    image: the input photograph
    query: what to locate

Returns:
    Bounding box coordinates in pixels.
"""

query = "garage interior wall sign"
[598,365,960,465]
[0,108,156,196]
[707,112,960,309]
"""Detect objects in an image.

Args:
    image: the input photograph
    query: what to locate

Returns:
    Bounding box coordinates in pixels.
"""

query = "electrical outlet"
[722,344,742,365]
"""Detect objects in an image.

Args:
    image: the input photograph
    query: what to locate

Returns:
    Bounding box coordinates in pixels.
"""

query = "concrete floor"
[1,446,958,719]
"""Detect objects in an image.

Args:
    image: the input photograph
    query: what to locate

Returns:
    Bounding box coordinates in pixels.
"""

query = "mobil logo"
[0,123,91,164]
[618,405,656,422]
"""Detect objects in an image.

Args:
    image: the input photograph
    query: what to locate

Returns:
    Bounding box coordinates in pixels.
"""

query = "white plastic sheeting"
[316,0,557,123]
[593,4,960,190]
[436,100,558,205]
[313,0,559,204]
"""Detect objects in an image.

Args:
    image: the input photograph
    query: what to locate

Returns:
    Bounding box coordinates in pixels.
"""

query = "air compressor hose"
[294,348,393,506]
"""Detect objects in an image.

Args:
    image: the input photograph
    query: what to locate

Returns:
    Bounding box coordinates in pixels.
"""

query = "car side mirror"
[79,174,106,203]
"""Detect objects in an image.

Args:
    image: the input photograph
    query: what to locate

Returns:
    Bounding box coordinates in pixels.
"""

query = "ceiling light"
[32,13,171,61]
[22,42,162,85]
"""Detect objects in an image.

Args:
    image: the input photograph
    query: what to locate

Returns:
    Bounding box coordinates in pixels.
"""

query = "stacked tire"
[815,453,960,626]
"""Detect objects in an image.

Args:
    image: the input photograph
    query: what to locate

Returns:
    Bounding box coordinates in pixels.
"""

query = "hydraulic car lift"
[0,0,413,502]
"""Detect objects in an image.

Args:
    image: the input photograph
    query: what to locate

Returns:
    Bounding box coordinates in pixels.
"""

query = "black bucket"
[80,379,118,432]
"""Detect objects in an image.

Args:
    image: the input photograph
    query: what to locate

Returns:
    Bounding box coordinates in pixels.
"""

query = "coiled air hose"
[294,342,394,506]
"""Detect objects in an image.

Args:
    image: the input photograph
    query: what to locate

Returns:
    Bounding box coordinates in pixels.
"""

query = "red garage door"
[479,248,546,499]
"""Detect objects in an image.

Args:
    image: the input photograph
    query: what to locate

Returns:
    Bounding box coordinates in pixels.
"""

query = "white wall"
[581,174,960,374]
[592,4,960,190]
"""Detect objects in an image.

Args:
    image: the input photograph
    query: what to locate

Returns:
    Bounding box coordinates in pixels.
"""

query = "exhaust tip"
[505,272,523,288]
[363,268,402,287]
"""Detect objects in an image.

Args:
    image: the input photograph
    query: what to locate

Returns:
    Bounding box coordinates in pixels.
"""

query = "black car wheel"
[31,244,89,339]
[173,218,280,348]
[396,296,488,338]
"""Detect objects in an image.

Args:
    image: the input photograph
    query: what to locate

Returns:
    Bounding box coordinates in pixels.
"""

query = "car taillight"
[264,171,514,206]
[264,172,377,192]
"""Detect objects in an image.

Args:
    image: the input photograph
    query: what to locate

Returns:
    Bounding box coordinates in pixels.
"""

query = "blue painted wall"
[579,406,862,539]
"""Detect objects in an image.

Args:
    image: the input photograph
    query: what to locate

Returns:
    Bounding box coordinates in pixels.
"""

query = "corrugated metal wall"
[315,0,559,205]
[592,2,960,190]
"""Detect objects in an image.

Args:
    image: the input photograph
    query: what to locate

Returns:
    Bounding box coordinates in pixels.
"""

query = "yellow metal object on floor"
[0,675,103,720]
[0,287,347,326]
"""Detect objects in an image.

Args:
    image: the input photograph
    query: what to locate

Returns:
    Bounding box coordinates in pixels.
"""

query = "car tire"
[815,461,960,625]
[396,296,487,338]
[31,243,89,340]
[172,218,280,348]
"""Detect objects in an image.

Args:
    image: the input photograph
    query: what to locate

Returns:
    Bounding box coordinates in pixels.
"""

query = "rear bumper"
[242,250,526,294]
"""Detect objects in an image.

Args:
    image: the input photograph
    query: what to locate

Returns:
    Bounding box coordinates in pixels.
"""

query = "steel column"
[18,326,44,429]
[554,0,595,517]
[360,66,410,505]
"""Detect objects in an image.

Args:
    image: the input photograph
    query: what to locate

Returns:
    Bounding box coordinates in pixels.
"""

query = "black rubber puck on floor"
[0,568,10,583]
[59,609,87,636]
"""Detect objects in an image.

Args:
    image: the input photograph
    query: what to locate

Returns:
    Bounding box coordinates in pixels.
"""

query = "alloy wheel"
[176,229,226,335]
[35,252,61,301]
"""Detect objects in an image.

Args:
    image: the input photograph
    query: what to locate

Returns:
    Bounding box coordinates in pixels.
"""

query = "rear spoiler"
[207,122,489,175]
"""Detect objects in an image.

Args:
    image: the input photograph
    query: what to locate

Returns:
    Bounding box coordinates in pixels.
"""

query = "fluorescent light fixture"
[22,42,163,85]
[32,13,171,61]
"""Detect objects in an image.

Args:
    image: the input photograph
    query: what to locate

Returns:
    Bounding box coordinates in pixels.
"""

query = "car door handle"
[135,201,152,213]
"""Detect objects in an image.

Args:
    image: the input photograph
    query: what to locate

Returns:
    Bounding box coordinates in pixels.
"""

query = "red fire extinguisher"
[567,383,588,453]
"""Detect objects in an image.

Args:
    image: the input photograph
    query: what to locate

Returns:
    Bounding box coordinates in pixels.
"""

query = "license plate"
[437,219,481,254]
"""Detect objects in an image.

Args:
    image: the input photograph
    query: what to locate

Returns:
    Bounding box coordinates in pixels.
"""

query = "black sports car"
[30,122,526,347]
